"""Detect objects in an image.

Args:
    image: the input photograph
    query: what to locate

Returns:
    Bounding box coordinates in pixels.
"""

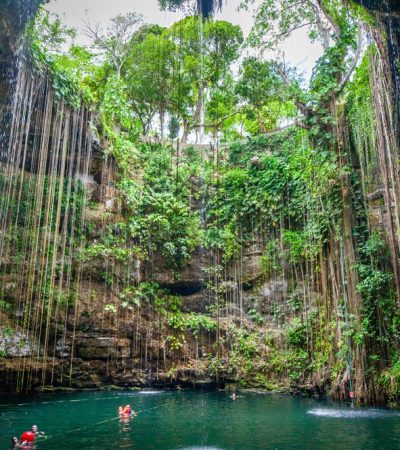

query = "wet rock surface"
[77,336,132,360]
[0,327,34,357]
[0,356,223,394]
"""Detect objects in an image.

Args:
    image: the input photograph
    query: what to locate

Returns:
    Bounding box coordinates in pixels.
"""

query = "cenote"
[1,390,400,449]
[3,0,400,446]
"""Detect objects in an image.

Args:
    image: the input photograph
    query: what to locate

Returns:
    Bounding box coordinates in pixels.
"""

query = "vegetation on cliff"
[1,0,400,404]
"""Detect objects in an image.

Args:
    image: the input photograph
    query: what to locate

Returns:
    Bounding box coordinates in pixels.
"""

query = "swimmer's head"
[32,425,38,432]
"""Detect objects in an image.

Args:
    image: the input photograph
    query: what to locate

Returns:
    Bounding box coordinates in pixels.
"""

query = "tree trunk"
[181,119,190,144]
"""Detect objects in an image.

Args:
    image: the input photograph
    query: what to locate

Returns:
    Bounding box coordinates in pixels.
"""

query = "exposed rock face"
[77,337,132,360]
[0,327,34,357]
[0,0,43,163]
[353,0,400,13]
[0,0,44,66]
[0,225,286,392]
[352,0,400,137]
[180,291,213,313]
[145,250,209,287]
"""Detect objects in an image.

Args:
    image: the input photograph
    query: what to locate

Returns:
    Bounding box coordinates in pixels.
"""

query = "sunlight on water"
[138,390,165,395]
[307,408,400,418]
[177,447,224,450]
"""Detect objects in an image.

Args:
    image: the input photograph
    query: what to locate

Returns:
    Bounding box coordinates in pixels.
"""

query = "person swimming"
[118,406,128,415]
[20,443,34,450]
[19,431,35,447]
[118,405,137,417]
[31,425,44,437]
[11,436,19,449]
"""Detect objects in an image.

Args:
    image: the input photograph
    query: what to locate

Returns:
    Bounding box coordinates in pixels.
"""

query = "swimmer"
[31,425,45,437]
[118,405,131,415]
[20,444,34,450]
[20,431,35,447]
[231,392,237,401]
[126,405,137,416]
[11,436,19,449]
[118,405,137,417]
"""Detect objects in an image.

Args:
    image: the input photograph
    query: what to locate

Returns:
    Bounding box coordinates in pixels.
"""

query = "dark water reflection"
[1,390,399,449]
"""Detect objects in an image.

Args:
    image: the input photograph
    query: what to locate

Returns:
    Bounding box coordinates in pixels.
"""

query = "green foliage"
[235,57,295,134]
[286,318,307,349]
[203,129,341,261]
[0,300,12,311]
[104,304,118,313]
[129,190,201,268]
[118,143,202,268]
[101,75,136,132]
[356,265,393,300]
[346,50,378,190]
[379,356,400,401]
[260,240,279,276]
[186,313,217,336]
[80,242,137,263]
[27,8,84,108]
[125,25,173,134]
[166,17,243,137]
[352,231,399,353]
[248,0,330,50]
[227,326,263,378]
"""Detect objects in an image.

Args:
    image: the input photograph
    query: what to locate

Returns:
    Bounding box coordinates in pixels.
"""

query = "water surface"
[1,390,399,449]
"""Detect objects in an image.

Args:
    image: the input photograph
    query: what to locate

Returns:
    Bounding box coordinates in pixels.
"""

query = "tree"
[247,0,362,122]
[167,17,243,142]
[205,74,239,141]
[235,57,293,134]
[124,25,174,136]
[85,12,143,79]
[28,7,76,55]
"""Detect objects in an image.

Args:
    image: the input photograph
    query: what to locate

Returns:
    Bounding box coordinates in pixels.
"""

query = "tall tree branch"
[260,22,317,49]
[277,66,313,119]
[337,26,363,93]
[310,2,331,49]
[191,109,242,129]
[315,0,341,37]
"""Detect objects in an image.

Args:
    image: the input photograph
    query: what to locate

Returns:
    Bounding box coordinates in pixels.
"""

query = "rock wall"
[352,0,400,136]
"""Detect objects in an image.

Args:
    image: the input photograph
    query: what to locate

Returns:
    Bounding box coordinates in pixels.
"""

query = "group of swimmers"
[9,396,235,448]
[9,405,134,448]
[11,425,44,449]
[9,404,134,448]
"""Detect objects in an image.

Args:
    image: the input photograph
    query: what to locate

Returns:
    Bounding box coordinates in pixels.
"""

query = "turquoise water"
[1,390,400,449]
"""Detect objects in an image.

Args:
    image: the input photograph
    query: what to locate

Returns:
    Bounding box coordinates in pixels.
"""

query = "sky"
[46,0,323,81]
[47,0,258,38]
